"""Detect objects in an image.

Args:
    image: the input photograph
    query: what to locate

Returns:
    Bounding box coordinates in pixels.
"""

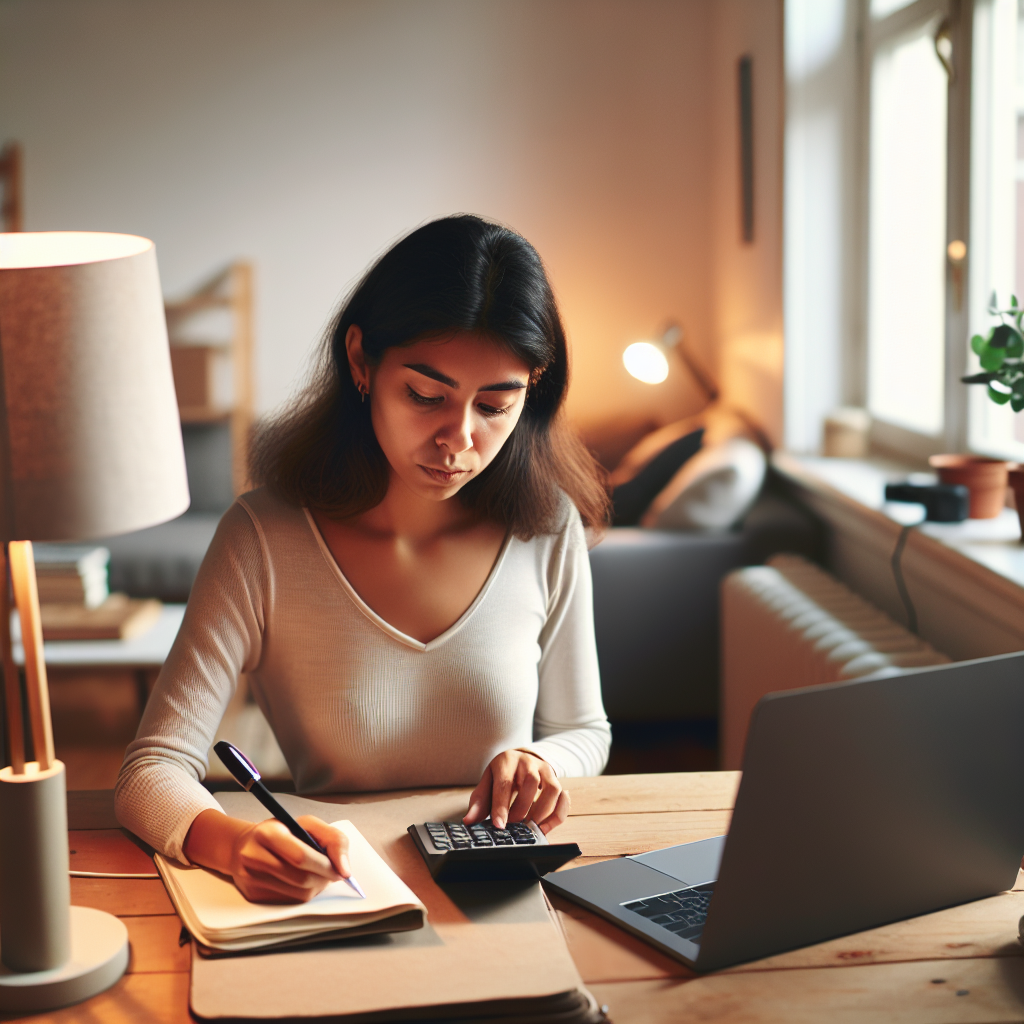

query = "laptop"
[545,652,1024,972]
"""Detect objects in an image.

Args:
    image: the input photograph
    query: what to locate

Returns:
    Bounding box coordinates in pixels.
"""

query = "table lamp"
[0,232,189,1011]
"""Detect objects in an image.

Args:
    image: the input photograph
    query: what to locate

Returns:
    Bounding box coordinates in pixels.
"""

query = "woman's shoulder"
[515,490,587,559]
[217,487,312,550]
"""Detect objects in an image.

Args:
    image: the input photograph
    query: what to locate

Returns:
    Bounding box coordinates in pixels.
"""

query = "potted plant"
[961,293,1024,408]
[961,293,1023,524]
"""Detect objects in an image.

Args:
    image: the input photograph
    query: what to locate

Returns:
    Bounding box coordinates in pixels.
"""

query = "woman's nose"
[435,404,473,455]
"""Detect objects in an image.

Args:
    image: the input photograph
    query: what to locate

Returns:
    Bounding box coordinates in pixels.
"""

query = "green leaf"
[971,334,987,355]
[962,371,997,384]
[1009,335,1024,358]
[1012,295,1019,309]
[989,385,1012,404]
[990,324,1018,348]
[1011,395,1024,413]
[990,290,1000,313]
[980,346,1006,371]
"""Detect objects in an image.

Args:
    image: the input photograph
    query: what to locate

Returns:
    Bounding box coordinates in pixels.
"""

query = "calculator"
[408,818,581,882]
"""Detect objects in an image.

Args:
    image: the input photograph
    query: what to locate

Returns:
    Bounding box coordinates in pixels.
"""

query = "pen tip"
[348,876,367,899]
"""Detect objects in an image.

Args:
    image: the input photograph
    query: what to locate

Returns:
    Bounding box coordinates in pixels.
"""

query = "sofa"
[589,479,823,721]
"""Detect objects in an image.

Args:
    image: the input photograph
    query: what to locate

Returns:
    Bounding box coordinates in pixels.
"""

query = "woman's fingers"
[246,820,339,883]
[489,756,517,829]
[467,750,566,830]
[299,816,351,877]
[526,766,561,825]
[506,765,541,824]
[463,766,494,825]
[536,788,571,835]
[236,867,330,904]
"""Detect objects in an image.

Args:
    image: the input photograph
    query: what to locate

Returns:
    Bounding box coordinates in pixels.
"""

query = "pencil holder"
[0,760,71,972]
[0,759,127,1012]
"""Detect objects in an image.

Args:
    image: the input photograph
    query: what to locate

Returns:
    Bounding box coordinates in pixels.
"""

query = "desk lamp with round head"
[0,232,189,1011]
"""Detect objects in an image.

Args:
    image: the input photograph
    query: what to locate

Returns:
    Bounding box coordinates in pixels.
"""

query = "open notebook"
[155,819,426,953]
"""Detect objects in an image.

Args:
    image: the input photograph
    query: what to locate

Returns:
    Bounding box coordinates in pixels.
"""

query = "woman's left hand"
[463,749,570,834]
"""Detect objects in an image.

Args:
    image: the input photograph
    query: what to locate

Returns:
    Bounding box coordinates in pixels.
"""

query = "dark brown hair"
[250,215,609,537]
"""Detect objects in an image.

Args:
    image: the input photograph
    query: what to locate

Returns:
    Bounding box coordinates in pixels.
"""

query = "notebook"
[155,819,426,953]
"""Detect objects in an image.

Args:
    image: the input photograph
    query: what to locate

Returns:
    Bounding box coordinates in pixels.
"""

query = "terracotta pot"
[1008,465,1024,540]
[928,455,1009,519]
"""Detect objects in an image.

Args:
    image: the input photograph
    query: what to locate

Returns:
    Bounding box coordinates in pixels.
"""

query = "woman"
[115,215,611,903]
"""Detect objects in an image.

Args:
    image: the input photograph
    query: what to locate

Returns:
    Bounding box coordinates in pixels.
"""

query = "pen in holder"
[0,543,129,1012]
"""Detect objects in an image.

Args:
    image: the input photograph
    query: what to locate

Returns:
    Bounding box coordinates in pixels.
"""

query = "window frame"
[854,0,974,462]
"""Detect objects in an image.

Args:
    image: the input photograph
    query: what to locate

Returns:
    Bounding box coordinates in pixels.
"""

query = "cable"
[70,870,159,879]
[891,523,918,634]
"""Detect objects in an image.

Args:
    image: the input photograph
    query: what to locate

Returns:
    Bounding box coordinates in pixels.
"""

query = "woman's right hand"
[183,809,351,903]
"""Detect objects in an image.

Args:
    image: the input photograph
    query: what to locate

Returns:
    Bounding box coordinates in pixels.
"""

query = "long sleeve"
[522,505,611,777]
[114,502,267,863]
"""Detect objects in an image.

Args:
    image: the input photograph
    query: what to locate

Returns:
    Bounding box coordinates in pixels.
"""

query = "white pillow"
[640,437,767,531]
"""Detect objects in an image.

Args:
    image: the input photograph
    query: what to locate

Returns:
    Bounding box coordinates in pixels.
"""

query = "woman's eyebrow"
[403,364,526,392]
[404,363,459,388]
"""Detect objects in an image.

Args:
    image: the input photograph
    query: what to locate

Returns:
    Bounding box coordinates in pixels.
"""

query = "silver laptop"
[545,652,1024,972]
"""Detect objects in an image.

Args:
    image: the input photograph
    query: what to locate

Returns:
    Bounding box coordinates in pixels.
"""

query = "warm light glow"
[623,342,669,384]
[0,232,152,270]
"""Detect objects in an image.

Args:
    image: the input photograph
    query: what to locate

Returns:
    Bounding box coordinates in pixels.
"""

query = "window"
[866,11,950,437]
[783,0,1021,460]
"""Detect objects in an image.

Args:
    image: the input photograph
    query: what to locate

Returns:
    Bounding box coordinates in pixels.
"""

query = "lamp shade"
[0,232,189,542]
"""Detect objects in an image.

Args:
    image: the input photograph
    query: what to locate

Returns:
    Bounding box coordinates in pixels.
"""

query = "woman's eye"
[478,403,510,417]
[406,385,443,406]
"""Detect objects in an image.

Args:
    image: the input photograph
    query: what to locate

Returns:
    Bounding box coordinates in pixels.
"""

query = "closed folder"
[188,790,601,1023]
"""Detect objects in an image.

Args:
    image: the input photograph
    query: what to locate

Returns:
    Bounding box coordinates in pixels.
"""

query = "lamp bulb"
[623,342,669,384]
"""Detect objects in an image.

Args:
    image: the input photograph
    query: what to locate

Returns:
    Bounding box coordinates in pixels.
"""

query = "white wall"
[0,0,734,433]
[782,0,860,453]
[710,0,785,447]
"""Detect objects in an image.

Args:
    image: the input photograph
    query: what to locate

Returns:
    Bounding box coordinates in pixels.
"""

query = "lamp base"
[0,905,128,1012]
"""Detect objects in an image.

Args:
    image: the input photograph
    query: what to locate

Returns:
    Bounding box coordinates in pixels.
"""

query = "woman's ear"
[345,324,370,395]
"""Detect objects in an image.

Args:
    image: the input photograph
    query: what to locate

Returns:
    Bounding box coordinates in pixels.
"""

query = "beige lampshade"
[0,232,189,542]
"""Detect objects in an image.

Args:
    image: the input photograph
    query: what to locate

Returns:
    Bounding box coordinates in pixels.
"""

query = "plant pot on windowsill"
[928,455,1009,519]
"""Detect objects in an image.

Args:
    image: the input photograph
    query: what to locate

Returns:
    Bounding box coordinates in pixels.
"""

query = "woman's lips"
[419,465,470,484]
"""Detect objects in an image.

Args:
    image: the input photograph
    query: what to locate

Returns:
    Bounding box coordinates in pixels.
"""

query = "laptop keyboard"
[621,884,714,942]
[425,820,538,850]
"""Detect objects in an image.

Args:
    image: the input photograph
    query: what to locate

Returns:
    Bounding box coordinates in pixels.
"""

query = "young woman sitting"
[115,215,611,903]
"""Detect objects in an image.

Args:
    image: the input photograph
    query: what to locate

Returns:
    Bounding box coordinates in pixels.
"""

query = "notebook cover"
[189,790,598,1022]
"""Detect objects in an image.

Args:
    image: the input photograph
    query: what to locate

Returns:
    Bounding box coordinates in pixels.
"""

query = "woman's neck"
[351,471,480,544]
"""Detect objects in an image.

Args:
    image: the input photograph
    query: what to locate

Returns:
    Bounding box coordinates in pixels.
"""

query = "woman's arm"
[464,503,610,831]
[526,504,612,776]
[115,503,268,862]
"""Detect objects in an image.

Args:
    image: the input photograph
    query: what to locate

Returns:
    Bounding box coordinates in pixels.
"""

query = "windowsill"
[772,452,1024,592]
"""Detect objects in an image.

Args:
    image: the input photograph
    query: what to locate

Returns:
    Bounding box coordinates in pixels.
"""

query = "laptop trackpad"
[632,835,726,886]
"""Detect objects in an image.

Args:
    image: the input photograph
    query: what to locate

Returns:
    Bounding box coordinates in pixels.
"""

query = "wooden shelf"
[165,263,254,496]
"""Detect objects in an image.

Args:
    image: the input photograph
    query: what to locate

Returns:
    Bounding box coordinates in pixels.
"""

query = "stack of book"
[25,544,162,641]
[32,545,110,608]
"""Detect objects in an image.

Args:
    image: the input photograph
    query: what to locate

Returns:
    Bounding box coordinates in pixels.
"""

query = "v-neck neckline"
[302,508,513,652]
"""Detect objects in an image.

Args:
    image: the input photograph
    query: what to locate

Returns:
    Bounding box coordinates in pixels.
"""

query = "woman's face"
[350,329,532,503]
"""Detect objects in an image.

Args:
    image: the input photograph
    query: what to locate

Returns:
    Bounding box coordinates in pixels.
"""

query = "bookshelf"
[164,263,254,497]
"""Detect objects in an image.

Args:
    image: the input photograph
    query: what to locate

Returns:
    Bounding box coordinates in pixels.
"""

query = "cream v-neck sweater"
[115,487,611,862]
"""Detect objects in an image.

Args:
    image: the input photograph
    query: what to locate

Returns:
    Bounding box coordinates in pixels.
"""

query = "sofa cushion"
[642,437,766,531]
[611,428,704,525]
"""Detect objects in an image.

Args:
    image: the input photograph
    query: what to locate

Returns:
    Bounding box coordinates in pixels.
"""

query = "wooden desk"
[14,773,1024,1023]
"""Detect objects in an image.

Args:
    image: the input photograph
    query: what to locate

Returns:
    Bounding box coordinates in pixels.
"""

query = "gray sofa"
[589,483,823,721]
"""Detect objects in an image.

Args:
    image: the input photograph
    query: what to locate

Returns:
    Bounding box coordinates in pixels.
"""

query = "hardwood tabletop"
[9,772,1024,1023]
